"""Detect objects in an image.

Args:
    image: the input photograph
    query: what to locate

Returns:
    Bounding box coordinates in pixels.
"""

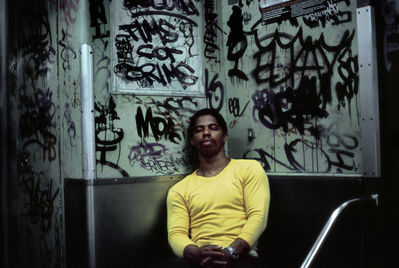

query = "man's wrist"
[224,246,240,260]
[183,244,199,261]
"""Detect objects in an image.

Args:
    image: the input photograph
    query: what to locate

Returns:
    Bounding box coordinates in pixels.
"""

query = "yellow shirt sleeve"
[166,188,196,257]
[237,161,270,247]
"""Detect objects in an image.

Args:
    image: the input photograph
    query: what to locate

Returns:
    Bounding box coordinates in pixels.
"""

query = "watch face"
[231,251,239,259]
[227,247,239,259]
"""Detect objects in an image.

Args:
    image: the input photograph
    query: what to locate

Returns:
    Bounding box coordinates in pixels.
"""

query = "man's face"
[190,114,227,157]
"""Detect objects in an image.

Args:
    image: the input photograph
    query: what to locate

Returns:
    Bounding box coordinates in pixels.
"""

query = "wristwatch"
[225,246,239,260]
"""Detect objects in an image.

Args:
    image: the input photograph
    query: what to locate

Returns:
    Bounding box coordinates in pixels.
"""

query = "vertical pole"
[357,6,381,177]
[78,0,96,265]
[80,44,96,181]
[0,0,9,267]
[80,43,96,268]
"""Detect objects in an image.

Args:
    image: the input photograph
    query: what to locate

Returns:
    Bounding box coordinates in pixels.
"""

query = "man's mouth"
[201,139,214,146]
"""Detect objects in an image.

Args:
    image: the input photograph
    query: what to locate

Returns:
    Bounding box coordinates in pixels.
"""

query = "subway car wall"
[2,0,398,267]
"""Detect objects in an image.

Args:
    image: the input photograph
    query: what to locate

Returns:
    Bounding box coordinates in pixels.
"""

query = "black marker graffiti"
[119,18,180,45]
[19,86,57,162]
[129,142,168,164]
[60,0,79,25]
[248,128,255,142]
[252,27,357,89]
[228,98,249,117]
[153,96,200,115]
[335,48,358,114]
[63,103,76,147]
[204,0,222,61]
[226,5,248,80]
[205,68,224,112]
[128,142,188,175]
[95,38,112,92]
[137,44,183,62]
[249,26,358,134]
[115,1,200,89]
[19,172,60,233]
[19,1,56,83]
[115,18,199,88]
[59,28,77,71]
[132,96,198,143]
[244,139,332,173]
[324,123,359,172]
[137,96,199,126]
[136,106,182,144]
[114,34,133,65]
[89,0,110,39]
[328,148,355,172]
[244,148,292,171]
[72,80,80,107]
[95,96,129,177]
[252,76,329,134]
[246,120,359,173]
[180,20,197,58]
[17,171,62,267]
[16,2,61,267]
[123,0,200,16]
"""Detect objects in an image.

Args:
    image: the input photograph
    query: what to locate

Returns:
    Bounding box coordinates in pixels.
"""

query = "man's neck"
[196,151,230,177]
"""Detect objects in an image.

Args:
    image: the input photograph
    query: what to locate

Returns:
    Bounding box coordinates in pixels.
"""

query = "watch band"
[225,246,239,259]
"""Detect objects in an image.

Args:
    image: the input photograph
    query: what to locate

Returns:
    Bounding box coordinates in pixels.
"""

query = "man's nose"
[203,127,211,135]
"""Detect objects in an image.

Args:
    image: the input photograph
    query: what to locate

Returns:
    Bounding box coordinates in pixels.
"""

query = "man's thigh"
[230,257,259,268]
[153,256,260,268]
[153,257,193,268]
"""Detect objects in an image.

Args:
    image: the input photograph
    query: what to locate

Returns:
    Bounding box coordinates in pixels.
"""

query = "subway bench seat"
[64,175,379,268]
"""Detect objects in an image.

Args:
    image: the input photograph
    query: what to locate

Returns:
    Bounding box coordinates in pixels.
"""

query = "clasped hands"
[184,244,233,267]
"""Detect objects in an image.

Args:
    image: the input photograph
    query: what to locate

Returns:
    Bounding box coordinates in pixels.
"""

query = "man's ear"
[223,134,228,143]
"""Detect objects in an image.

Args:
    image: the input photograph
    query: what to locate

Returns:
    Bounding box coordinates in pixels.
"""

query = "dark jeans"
[153,256,260,268]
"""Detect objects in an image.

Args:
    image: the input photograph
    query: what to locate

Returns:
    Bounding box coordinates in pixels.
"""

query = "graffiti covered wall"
[8,0,63,267]
[6,0,377,267]
[93,0,210,178]
[220,0,362,175]
[111,0,205,96]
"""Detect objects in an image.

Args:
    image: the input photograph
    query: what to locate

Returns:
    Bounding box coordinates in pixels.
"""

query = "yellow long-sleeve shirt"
[167,159,270,257]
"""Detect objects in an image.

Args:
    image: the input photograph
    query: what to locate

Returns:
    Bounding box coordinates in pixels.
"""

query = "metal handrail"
[301,194,379,268]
